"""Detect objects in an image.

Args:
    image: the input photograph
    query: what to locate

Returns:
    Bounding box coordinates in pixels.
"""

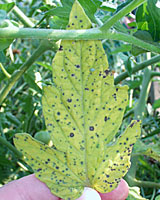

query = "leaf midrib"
[80,40,91,187]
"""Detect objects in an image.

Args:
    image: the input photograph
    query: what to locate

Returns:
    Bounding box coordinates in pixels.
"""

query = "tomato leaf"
[136,0,160,42]
[131,30,159,56]
[0,2,15,13]
[14,1,141,199]
[47,0,102,28]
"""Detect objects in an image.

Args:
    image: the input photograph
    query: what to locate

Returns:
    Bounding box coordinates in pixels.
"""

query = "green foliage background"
[0,0,160,199]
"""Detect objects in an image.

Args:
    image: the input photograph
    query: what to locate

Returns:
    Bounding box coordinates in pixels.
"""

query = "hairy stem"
[100,0,146,32]
[0,28,160,54]
[151,71,160,77]
[123,109,134,119]
[125,174,160,189]
[0,63,11,78]
[0,136,22,158]
[114,55,160,84]
[0,40,57,105]
[134,68,151,119]
[142,128,160,139]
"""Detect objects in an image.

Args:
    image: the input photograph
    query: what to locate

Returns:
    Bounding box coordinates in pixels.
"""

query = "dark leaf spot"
[59,45,63,51]
[89,126,94,131]
[130,122,135,128]
[75,65,80,68]
[104,69,110,75]
[67,99,72,103]
[70,133,74,137]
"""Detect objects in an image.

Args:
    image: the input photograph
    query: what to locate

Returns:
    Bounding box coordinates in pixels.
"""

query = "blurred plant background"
[0,0,160,199]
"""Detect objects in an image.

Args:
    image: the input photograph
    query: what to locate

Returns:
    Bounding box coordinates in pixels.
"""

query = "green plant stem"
[118,57,160,118]
[125,174,160,189]
[127,156,138,179]
[134,68,152,119]
[114,55,160,84]
[0,40,57,105]
[123,108,134,119]
[151,71,160,77]
[0,63,11,78]
[0,28,160,54]
[34,16,46,28]
[4,0,34,27]
[151,189,156,200]
[100,0,146,32]
[142,128,160,139]
[0,136,22,158]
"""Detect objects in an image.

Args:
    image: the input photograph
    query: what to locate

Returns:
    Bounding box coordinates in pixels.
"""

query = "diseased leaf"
[14,133,84,199]
[47,0,102,29]
[77,0,102,23]
[14,1,141,199]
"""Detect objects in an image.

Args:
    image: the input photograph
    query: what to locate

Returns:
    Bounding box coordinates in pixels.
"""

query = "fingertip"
[16,174,59,200]
[77,187,101,200]
[99,179,129,200]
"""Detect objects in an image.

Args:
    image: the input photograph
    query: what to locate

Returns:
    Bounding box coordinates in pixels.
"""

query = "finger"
[0,174,59,200]
[77,187,101,200]
[60,179,129,200]
[99,179,129,200]
[60,187,101,200]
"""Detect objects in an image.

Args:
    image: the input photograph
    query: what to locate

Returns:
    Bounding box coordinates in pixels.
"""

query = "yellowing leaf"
[14,1,141,200]
[14,133,84,199]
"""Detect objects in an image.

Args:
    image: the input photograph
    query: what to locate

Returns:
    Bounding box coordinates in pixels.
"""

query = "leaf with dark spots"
[14,1,141,200]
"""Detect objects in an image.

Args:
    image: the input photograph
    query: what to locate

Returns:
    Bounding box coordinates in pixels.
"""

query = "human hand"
[0,174,129,200]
